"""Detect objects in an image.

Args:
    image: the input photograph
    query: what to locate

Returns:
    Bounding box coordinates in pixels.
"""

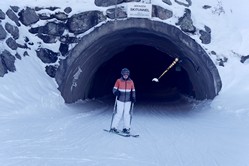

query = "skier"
[110,68,136,134]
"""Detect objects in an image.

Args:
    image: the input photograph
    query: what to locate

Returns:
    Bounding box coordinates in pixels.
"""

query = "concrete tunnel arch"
[55,18,222,103]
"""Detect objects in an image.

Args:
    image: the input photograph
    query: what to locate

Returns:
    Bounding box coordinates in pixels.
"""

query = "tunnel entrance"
[55,18,222,103]
[90,45,193,101]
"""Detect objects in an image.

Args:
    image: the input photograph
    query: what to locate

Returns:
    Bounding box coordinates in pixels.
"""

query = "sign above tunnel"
[127,3,152,19]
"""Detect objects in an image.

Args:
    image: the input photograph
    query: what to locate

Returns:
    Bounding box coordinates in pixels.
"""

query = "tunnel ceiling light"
[152,58,179,83]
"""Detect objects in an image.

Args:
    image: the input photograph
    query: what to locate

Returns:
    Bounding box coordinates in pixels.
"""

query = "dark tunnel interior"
[56,19,222,103]
[90,45,194,102]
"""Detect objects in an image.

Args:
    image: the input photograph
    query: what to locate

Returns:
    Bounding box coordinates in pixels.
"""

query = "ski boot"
[122,128,130,134]
[110,128,119,133]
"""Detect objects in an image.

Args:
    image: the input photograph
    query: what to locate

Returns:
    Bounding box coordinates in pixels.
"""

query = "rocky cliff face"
[0,1,218,78]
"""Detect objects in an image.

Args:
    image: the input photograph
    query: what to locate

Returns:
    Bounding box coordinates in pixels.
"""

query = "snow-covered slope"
[0,0,249,166]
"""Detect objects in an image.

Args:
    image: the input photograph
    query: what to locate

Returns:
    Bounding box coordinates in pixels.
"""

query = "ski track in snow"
[1,97,249,166]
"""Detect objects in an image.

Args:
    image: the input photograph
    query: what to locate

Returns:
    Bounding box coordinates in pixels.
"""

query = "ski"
[103,129,139,138]
[103,129,129,137]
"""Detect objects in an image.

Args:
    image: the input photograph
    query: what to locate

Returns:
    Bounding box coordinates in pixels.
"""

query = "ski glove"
[131,97,136,103]
[114,90,120,97]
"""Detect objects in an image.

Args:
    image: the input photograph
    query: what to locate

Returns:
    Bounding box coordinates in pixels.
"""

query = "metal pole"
[129,102,134,127]
[109,96,117,130]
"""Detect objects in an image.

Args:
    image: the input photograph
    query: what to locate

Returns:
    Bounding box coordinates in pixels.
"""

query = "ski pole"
[109,96,117,131]
[152,57,179,82]
[129,102,134,127]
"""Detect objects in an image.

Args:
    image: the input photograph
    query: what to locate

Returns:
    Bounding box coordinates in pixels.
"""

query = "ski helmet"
[121,68,130,76]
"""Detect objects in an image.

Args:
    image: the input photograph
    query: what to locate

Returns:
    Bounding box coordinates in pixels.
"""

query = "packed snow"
[0,0,249,166]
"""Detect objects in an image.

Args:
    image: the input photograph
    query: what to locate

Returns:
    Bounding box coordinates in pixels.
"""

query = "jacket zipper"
[124,80,127,102]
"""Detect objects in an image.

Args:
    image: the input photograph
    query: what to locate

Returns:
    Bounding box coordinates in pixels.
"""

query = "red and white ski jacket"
[113,77,136,102]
